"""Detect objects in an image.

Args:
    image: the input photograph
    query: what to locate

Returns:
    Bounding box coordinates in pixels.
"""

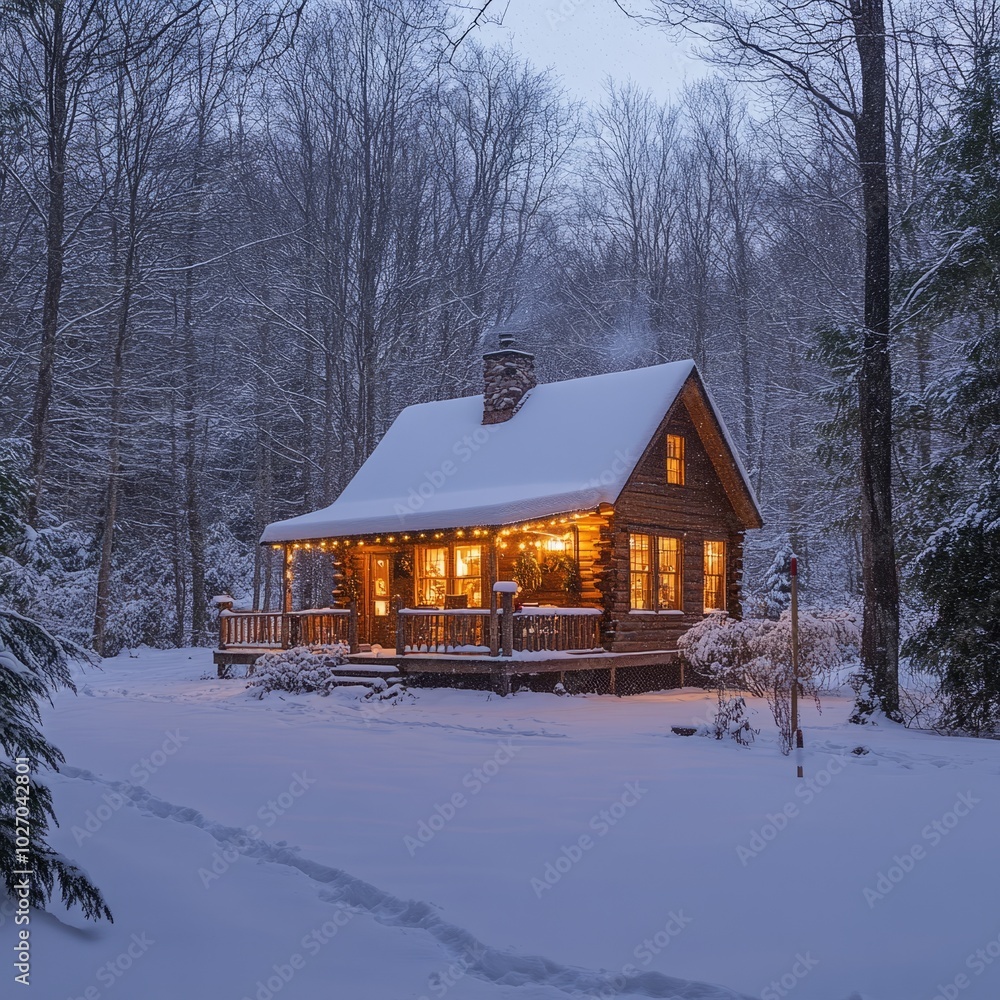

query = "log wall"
[605,404,748,653]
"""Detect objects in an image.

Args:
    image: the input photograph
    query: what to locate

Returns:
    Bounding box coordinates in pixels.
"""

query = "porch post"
[348,600,359,654]
[283,544,294,613]
[488,536,499,656]
[394,596,405,656]
[500,590,514,658]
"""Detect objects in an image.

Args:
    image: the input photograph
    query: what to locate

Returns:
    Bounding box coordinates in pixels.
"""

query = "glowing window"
[629,534,652,610]
[416,544,483,607]
[417,546,447,606]
[453,544,482,606]
[703,541,726,612]
[657,537,682,611]
[666,434,685,485]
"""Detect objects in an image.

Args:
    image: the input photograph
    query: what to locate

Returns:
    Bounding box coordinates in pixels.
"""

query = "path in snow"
[60,764,753,1000]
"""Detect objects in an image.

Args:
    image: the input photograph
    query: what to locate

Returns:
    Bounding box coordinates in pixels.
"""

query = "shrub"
[679,608,860,752]
[247,644,351,695]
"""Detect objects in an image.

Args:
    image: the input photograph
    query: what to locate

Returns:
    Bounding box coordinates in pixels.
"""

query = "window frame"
[629,534,653,610]
[629,531,684,613]
[414,542,483,607]
[703,539,727,613]
[666,433,686,486]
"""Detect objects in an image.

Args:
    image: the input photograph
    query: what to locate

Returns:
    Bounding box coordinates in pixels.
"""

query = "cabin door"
[365,552,394,647]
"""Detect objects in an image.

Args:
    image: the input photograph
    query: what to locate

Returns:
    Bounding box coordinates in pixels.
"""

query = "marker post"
[790,554,803,778]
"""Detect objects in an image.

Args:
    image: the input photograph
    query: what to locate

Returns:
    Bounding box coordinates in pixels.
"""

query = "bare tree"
[645,0,901,715]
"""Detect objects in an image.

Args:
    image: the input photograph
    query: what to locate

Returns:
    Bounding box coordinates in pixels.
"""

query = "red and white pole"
[790,554,803,778]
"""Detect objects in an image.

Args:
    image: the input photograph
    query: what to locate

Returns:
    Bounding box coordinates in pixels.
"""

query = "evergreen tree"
[902,45,1000,734]
[0,442,112,921]
[761,539,794,620]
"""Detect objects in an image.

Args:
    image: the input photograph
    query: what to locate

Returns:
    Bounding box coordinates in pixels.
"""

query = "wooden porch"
[213,603,678,693]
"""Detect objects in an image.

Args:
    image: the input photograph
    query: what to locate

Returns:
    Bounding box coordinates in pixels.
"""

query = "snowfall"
[14,648,1000,1000]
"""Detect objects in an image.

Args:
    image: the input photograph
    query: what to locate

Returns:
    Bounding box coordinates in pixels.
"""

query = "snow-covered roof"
[261,360,760,542]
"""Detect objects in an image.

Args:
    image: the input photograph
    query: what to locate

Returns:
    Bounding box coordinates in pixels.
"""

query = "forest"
[1,0,998,730]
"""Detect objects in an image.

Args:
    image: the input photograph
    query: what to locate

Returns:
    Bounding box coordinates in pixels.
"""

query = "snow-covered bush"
[248,644,410,706]
[679,609,860,752]
[248,644,351,695]
[0,439,97,648]
[709,690,758,746]
[679,609,860,696]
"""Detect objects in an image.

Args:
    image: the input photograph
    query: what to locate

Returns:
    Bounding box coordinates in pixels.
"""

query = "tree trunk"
[853,0,900,715]
[93,253,135,656]
[28,2,68,525]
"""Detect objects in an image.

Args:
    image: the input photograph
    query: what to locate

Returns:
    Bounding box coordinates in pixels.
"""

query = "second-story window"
[666,434,685,485]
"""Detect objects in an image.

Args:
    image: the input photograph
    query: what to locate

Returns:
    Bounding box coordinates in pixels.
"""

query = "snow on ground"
[15,646,1000,1000]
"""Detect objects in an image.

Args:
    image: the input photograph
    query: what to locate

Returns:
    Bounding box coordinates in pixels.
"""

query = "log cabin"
[215,336,762,693]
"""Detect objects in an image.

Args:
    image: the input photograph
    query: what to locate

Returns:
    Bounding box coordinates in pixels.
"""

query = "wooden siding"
[605,400,747,652]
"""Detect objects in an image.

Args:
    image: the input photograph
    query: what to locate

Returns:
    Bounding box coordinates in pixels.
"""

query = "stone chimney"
[482,332,536,424]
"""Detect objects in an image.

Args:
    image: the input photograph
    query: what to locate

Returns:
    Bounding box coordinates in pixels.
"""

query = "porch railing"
[396,609,492,654]
[219,605,602,658]
[396,606,602,656]
[219,608,357,652]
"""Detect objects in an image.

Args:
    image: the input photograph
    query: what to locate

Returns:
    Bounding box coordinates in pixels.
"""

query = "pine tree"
[761,539,794,620]
[0,442,112,921]
[902,45,1000,734]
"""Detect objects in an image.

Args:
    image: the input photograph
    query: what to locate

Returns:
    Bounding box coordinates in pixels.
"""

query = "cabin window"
[417,546,448,606]
[666,434,685,485]
[630,533,683,611]
[657,536,682,610]
[703,540,726,612]
[415,543,483,607]
[629,534,652,610]
[453,544,483,606]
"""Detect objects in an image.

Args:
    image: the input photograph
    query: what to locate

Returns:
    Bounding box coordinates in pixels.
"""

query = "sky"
[465,0,708,104]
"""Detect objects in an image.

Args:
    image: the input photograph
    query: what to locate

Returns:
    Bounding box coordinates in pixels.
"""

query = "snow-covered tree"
[0,437,111,919]
[901,39,1000,735]
[760,539,794,620]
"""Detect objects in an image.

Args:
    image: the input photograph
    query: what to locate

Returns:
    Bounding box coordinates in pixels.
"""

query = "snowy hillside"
[23,649,1000,1000]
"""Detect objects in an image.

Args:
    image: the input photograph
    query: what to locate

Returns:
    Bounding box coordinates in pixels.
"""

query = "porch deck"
[213,606,680,693]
